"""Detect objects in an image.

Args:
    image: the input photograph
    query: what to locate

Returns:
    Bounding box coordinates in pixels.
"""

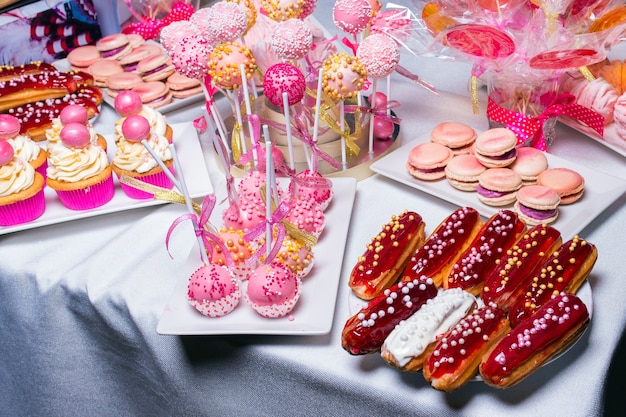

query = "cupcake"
[245,261,302,318]
[187,263,241,317]
[112,114,174,199]
[113,90,172,143]
[0,140,46,225]
[45,104,108,151]
[46,123,114,210]
[0,114,48,180]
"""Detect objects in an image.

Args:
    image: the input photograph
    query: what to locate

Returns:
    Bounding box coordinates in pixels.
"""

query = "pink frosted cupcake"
[112,114,174,199]
[46,123,114,210]
[245,261,302,318]
[0,140,46,225]
[0,114,48,180]
[187,263,241,317]
[45,104,108,151]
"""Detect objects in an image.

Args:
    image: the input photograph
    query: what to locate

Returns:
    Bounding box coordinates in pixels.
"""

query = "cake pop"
[203,2,248,44]
[263,63,306,107]
[226,0,257,33]
[208,42,257,90]
[262,0,307,22]
[169,34,212,80]
[159,20,199,52]
[245,261,302,318]
[270,18,313,61]
[187,263,241,317]
[357,33,400,79]
[333,0,373,35]
[322,52,367,101]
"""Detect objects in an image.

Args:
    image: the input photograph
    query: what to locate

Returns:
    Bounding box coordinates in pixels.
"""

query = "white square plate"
[0,122,213,235]
[156,177,357,335]
[370,133,626,239]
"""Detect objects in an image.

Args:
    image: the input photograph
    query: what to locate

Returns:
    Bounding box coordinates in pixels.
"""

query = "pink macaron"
[106,72,144,98]
[514,184,560,225]
[137,53,175,82]
[406,142,454,180]
[444,154,487,191]
[430,121,477,155]
[509,146,549,185]
[96,33,132,60]
[88,59,124,87]
[166,72,203,99]
[66,45,102,72]
[118,47,154,72]
[476,167,522,206]
[536,167,585,204]
[474,127,518,168]
[131,81,173,109]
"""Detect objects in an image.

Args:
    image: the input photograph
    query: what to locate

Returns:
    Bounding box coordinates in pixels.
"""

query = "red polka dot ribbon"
[486,93,604,151]
[122,2,194,40]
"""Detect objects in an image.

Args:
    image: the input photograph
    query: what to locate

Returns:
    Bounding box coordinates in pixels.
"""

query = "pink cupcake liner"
[0,188,46,226]
[54,174,115,210]
[117,167,175,200]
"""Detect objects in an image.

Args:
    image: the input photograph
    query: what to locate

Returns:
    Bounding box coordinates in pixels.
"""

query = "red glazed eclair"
[0,62,57,82]
[423,302,510,391]
[481,224,562,310]
[508,235,597,327]
[342,277,438,355]
[443,210,526,295]
[0,70,78,112]
[401,207,483,287]
[349,211,426,300]
[480,293,590,388]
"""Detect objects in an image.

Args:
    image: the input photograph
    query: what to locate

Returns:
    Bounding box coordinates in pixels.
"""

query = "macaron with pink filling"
[406,142,454,180]
[536,167,585,204]
[166,72,203,99]
[430,121,477,155]
[66,45,101,72]
[106,72,144,98]
[137,53,175,82]
[88,59,124,87]
[96,33,132,60]
[245,262,302,318]
[509,146,548,185]
[444,154,487,191]
[474,127,518,168]
[131,81,173,109]
[514,184,560,225]
[476,167,522,206]
[187,263,241,317]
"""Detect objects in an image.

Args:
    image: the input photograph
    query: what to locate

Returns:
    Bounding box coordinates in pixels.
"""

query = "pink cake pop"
[322,52,367,101]
[187,263,241,317]
[208,42,257,90]
[289,169,333,210]
[59,104,89,125]
[255,145,286,172]
[169,34,212,80]
[333,0,373,35]
[274,235,315,279]
[60,123,91,148]
[270,18,313,61]
[159,20,199,52]
[226,0,257,33]
[0,139,13,164]
[203,2,248,44]
[210,227,256,279]
[114,90,143,117]
[189,7,219,46]
[299,0,318,19]
[121,115,150,142]
[262,0,308,22]
[284,196,325,238]
[356,33,400,79]
[0,114,20,139]
[245,261,302,318]
[263,63,306,107]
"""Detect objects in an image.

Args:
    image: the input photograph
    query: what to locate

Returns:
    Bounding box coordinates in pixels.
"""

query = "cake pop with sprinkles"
[263,63,306,107]
[159,20,199,52]
[245,261,302,318]
[203,2,249,44]
[169,34,212,80]
[322,52,367,101]
[208,42,257,90]
[357,33,400,79]
[187,263,241,317]
[333,0,373,36]
[262,0,308,22]
[226,0,257,33]
[270,18,313,61]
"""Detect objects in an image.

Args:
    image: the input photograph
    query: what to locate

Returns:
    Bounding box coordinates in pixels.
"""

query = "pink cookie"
[245,262,302,318]
[96,33,132,60]
[356,33,400,79]
[0,114,20,139]
[270,18,313,61]
[477,167,522,206]
[514,184,560,225]
[509,146,548,185]
[406,142,454,180]
[444,154,487,191]
[136,53,175,82]
[430,121,477,155]
[66,45,101,71]
[333,0,373,35]
[263,63,306,107]
[187,263,241,317]
[474,127,518,168]
[536,167,585,205]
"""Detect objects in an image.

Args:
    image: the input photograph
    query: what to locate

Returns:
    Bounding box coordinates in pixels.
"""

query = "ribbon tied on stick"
[122,1,195,40]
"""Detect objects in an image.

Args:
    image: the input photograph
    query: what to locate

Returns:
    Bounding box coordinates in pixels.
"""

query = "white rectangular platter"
[559,117,626,158]
[371,133,626,239]
[0,122,213,235]
[156,177,357,336]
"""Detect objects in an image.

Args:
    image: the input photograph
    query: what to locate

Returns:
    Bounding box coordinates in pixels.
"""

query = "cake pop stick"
[282,92,296,170]
[368,79,377,154]
[339,100,347,169]
[262,124,280,204]
[312,68,324,149]
[263,127,273,260]
[228,89,248,156]
[239,63,257,166]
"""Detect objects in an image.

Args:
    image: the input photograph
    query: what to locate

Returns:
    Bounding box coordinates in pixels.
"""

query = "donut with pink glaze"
[60,123,91,148]
[0,114,20,139]
[187,263,241,317]
[114,90,143,117]
[59,104,89,125]
[121,115,151,142]
[245,261,302,318]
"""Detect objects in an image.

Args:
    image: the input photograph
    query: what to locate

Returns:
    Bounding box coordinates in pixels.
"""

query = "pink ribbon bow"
[486,93,605,151]
[244,200,291,266]
[344,100,402,125]
[122,1,194,40]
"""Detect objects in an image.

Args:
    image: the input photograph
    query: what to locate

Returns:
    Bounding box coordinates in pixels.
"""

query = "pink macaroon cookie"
[66,45,101,72]
[509,146,549,185]
[476,167,523,206]
[536,167,585,204]
[514,184,560,225]
[166,72,203,99]
[474,127,518,168]
[96,33,132,60]
[88,59,124,87]
[118,46,154,72]
[106,72,144,98]
[131,81,173,109]
[137,53,175,82]
[406,142,454,180]
[430,121,477,155]
[444,154,487,191]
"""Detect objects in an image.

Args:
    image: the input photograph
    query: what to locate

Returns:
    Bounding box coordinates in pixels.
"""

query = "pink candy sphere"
[373,117,394,139]
[0,139,14,165]
[160,21,198,52]
[114,91,143,117]
[60,123,91,148]
[333,0,372,35]
[170,34,212,80]
[263,63,306,107]
[60,104,89,125]
[204,2,248,44]
[0,114,20,140]
[122,115,151,142]
[357,33,400,79]
[270,19,313,61]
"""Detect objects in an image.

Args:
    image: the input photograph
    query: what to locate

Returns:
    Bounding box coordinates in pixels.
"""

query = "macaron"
[106,72,144,98]
[444,154,487,191]
[88,59,124,87]
[476,167,522,206]
[118,47,154,72]
[509,146,549,184]
[474,127,518,168]
[514,184,560,225]
[131,81,173,109]
[406,142,454,180]
[536,167,585,204]
[166,72,203,99]
[66,45,101,72]
[96,33,132,60]
[137,53,175,82]
[126,33,145,49]
[430,121,477,155]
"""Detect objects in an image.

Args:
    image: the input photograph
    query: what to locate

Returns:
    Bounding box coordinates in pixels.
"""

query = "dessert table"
[1,3,625,416]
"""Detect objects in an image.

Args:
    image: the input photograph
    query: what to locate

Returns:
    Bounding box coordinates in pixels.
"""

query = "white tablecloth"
[1,2,625,416]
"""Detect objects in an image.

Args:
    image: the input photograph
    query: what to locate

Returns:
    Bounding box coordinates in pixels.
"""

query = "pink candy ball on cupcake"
[333,0,373,35]
[59,104,89,125]
[114,90,144,117]
[121,115,151,142]
[60,123,91,148]
[245,261,302,318]
[263,63,306,107]
[0,114,21,139]
[357,33,400,79]
[187,263,241,317]
[270,18,313,61]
